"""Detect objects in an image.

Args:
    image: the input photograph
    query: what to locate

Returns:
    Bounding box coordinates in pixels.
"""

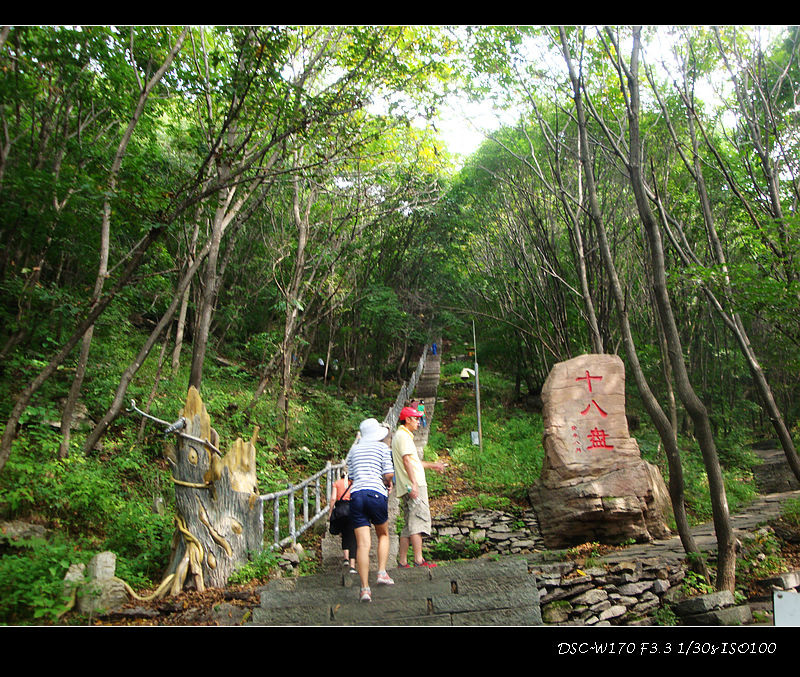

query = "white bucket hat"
[359,418,389,443]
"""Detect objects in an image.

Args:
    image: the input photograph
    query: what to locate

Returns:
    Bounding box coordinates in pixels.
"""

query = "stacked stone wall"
[532,558,684,625]
[430,509,684,625]
[430,509,544,557]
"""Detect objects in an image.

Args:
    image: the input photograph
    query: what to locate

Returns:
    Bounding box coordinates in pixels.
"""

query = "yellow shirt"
[391,425,425,497]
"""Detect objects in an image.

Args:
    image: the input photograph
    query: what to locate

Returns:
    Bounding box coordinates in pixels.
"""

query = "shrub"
[781,497,800,526]
[0,536,87,624]
[737,529,787,583]
[228,549,282,585]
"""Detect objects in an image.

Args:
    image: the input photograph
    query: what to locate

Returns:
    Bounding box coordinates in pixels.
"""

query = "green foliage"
[0,535,86,624]
[632,422,759,526]
[781,497,800,526]
[288,385,373,468]
[736,529,787,584]
[446,411,543,500]
[451,493,513,518]
[0,322,390,624]
[3,23,800,626]
[653,604,679,626]
[681,570,715,597]
[227,549,282,585]
[104,503,174,588]
[426,534,484,561]
[428,360,545,507]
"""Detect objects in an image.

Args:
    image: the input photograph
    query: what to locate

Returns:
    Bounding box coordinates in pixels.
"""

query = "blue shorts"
[349,490,389,529]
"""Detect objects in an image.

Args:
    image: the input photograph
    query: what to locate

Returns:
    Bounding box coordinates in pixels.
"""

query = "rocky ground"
[71,475,800,626]
[67,510,800,626]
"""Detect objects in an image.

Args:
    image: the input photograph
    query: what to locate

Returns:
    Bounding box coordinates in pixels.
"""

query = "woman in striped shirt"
[346,418,395,602]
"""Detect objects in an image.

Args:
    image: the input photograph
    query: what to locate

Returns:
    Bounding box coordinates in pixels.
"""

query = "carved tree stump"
[163,387,263,594]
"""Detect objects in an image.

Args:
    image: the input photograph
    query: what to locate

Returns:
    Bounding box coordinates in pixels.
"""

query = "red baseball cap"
[399,406,423,420]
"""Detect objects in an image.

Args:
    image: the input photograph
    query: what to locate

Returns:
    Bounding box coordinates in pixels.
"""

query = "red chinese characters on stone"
[587,427,614,450]
[575,370,614,451]
[575,370,602,392]
[580,400,607,417]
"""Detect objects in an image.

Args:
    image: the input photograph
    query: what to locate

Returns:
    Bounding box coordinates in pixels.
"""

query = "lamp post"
[472,321,483,454]
[460,321,483,453]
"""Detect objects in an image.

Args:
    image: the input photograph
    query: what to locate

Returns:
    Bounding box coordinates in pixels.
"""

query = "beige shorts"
[400,486,432,537]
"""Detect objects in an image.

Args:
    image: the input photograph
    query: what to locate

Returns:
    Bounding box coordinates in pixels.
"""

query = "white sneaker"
[377,571,395,585]
[359,587,372,602]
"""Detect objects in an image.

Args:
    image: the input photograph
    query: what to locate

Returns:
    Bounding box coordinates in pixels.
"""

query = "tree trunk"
[162,386,262,594]
[188,191,231,391]
[620,27,735,590]
[276,162,316,451]
[559,27,706,577]
[137,331,170,443]
[172,217,201,377]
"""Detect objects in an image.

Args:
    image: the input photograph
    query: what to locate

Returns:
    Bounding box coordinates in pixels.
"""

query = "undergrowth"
[0,323,381,624]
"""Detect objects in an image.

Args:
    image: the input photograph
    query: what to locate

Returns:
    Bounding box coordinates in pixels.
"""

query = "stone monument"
[529,354,672,549]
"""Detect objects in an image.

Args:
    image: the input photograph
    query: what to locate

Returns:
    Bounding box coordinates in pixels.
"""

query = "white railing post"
[273,497,280,547]
[288,486,296,545]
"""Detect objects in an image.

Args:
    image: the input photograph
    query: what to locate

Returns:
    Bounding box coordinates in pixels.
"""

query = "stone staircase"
[246,341,539,626]
[248,556,542,626]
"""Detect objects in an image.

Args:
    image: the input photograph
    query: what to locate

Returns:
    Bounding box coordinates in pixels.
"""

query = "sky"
[431,25,794,166]
[436,99,509,161]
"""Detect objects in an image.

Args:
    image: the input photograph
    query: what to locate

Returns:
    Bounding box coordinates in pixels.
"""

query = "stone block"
[681,605,753,626]
[673,590,735,617]
[617,580,653,596]
[599,604,627,621]
[651,579,671,594]
[87,551,117,580]
[333,598,429,622]
[77,578,128,615]
[761,570,800,590]
[530,354,672,549]
[438,527,462,537]
[572,588,608,606]
[452,605,542,626]
[250,604,331,625]
[540,583,593,604]
[543,602,573,623]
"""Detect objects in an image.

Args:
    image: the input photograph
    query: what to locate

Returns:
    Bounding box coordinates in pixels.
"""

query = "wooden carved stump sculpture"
[161,386,263,595]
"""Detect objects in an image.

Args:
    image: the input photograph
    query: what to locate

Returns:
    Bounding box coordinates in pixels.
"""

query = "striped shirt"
[346,440,394,496]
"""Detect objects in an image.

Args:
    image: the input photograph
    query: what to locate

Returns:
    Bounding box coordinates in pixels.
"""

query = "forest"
[1,25,800,622]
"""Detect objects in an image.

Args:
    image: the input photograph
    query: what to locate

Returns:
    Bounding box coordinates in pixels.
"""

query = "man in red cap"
[392,405,444,568]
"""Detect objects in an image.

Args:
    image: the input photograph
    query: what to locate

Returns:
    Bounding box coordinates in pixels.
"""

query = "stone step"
[248,556,543,626]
